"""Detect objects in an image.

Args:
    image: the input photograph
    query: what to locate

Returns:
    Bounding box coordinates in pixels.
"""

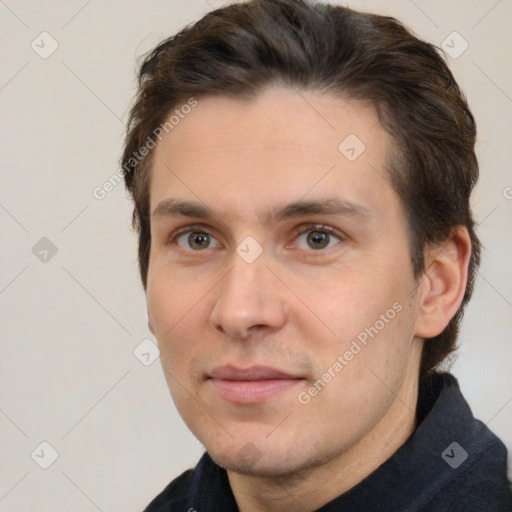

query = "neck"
[228,366,420,512]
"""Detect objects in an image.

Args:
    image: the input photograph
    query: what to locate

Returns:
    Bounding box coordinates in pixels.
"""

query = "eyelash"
[291,224,342,249]
[167,223,344,252]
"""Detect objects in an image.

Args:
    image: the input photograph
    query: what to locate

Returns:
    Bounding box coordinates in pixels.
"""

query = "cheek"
[298,263,416,384]
[147,261,205,331]
[293,268,401,348]
[300,304,415,442]
[146,269,210,368]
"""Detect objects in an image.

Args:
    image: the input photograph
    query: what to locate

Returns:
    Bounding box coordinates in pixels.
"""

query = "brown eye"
[294,226,342,251]
[188,232,210,250]
[306,231,330,250]
[175,230,221,251]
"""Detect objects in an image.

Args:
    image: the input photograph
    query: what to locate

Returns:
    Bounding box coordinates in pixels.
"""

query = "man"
[122,0,511,510]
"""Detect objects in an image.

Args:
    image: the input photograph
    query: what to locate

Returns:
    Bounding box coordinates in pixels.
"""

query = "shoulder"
[142,468,195,512]
[141,452,231,512]
[414,374,512,510]
[423,431,512,511]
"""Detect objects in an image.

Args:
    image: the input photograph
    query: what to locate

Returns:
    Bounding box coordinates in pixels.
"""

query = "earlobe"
[414,227,472,339]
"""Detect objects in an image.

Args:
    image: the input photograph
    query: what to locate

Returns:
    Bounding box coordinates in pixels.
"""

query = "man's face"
[146,86,424,477]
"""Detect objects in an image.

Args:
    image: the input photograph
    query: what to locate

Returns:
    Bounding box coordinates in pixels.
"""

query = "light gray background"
[1,0,510,510]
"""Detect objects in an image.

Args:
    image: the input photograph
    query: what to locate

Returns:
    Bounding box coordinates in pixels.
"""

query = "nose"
[209,253,287,340]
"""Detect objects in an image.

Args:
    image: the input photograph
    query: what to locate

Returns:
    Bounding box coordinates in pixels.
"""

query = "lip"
[208,365,304,404]
[209,365,300,381]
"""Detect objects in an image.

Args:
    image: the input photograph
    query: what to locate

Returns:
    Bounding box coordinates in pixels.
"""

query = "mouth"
[207,365,305,404]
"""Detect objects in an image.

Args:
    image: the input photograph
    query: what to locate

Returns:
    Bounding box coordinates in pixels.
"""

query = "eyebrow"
[151,197,371,226]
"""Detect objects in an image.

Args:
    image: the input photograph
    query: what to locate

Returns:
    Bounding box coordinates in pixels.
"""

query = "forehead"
[149,86,397,223]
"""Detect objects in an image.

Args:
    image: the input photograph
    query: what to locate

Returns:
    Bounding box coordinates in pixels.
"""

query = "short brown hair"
[122,0,480,380]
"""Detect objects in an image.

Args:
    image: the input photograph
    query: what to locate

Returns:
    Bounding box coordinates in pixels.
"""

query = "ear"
[414,226,472,339]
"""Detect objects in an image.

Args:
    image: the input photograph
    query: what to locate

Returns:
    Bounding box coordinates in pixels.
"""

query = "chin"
[206,439,325,478]
[211,451,295,477]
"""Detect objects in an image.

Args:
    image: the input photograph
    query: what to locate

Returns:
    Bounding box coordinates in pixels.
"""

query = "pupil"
[308,231,328,249]
[189,232,209,249]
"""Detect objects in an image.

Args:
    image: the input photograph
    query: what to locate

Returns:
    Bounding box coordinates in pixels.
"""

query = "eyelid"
[167,224,223,247]
[289,223,344,245]
[166,222,344,250]
[292,223,341,237]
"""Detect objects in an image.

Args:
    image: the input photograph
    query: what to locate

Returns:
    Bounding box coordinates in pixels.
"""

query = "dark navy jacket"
[143,373,512,511]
